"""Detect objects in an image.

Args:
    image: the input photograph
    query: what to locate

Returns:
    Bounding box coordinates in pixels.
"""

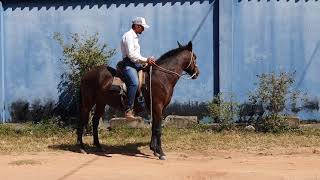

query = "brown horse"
[77,41,199,160]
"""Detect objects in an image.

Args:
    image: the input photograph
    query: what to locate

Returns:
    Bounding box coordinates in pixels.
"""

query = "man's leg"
[122,66,139,117]
[136,70,146,110]
[137,70,144,96]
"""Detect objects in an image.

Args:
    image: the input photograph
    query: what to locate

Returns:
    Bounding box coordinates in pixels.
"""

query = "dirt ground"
[1,149,320,180]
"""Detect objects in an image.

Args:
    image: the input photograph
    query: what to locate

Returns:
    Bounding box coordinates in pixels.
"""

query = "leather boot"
[125,109,135,118]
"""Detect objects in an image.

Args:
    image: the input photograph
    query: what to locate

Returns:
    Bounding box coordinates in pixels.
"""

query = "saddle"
[109,61,126,93]
[108,61,145,112]
[109,61,147,109]
[109,76,127,95]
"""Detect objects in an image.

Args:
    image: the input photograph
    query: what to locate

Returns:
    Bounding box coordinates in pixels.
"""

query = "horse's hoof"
[79,148,87,154]
[153,152,160,157]
[159,155,166,160]
[77,143,87,154]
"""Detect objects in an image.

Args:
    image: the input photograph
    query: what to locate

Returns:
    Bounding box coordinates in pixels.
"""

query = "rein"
[151,50,197,80]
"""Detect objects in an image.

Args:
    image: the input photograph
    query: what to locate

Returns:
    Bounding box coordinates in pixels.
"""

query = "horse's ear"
[187,41,193,50]
[177,41,183,48]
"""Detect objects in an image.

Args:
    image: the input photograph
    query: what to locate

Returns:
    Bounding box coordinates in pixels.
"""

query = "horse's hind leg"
[77,106,90,151]
[92,102,106,151]
[77,89,94,152]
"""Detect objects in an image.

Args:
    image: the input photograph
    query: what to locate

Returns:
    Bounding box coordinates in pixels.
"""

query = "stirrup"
[137,96,145,109]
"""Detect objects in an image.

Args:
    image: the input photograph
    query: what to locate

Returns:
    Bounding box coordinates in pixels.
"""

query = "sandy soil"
[1,149,320,180]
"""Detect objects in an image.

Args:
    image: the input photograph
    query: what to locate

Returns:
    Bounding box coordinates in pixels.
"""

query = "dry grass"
[1,123,320,154]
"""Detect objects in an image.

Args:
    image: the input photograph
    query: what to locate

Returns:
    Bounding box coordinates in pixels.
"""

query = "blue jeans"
[122,65,139,110]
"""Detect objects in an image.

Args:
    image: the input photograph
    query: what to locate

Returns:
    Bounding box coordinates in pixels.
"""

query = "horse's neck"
[159,53,187,76]
[153,54,188,86]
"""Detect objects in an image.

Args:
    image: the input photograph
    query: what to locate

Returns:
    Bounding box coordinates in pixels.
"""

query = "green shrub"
[249,71,303,132]
[208,93,238,131]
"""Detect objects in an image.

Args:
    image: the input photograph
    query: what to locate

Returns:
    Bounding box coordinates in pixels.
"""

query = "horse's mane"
[156,46,189,65]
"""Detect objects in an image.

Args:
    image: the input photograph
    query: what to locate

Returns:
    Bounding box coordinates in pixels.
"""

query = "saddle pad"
[110,77,127,93]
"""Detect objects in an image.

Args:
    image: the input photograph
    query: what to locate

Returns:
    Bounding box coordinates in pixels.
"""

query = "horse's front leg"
[150,105,166,160]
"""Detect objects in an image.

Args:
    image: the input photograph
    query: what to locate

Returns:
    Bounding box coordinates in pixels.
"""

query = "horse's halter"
[183,50,198,79]
[185,50,195,69]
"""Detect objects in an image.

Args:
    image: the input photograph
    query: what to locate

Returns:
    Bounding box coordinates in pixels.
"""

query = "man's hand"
[147,56,156,65]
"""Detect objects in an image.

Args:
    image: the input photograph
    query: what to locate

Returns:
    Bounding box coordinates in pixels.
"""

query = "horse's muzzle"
[192,67,200,79]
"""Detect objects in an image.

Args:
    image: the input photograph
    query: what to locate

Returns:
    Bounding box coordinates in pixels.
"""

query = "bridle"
[183,50,198,79]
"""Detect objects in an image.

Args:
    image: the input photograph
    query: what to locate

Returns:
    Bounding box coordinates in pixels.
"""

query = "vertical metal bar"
[0,1,5,123]
[213,0,220,96]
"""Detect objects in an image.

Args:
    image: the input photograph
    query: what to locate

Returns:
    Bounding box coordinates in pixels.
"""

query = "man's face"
[136,25,144,34]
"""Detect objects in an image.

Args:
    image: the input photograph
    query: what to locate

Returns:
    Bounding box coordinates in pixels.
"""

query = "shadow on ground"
[48,142,152,158]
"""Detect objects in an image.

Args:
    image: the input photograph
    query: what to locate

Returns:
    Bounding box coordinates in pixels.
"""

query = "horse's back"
[81,65,114,90]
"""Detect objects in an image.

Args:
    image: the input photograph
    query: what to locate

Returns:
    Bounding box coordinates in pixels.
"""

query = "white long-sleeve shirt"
[121,29,148,64]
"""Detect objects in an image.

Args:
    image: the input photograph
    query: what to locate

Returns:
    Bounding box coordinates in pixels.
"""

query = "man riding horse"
[77,17,200,159]
[120,17,156,118]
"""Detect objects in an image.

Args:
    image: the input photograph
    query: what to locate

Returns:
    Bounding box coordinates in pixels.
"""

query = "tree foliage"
[53,32,116,124]
[9,99,55,123]
[164,101,210,120]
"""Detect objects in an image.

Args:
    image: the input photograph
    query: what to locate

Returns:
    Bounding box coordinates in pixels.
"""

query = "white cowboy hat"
[132,17,150,29]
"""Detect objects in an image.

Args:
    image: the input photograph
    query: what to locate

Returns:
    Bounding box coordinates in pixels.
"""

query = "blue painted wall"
[1,1,5,123]
[220,0,320,119]
[5,0,319,121]
[0,1,214,120]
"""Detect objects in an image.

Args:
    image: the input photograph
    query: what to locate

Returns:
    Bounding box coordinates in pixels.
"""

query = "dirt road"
[1,150,320,180]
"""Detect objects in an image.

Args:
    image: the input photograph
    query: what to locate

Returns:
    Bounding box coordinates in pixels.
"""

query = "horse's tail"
[77,86,83,132]
[78,87,82,119]
[76,83,85,147]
